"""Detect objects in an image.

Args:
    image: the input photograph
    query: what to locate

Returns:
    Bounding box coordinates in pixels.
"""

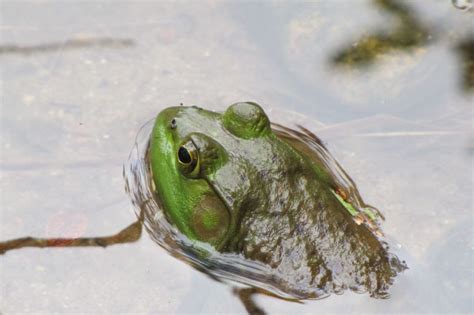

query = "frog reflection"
[0,102,406,314]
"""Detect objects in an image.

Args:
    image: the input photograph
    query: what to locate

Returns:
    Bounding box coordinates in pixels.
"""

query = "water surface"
[1,1,472,313]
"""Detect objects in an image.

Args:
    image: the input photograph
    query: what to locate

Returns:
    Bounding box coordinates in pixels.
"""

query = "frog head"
[149,102,272,250]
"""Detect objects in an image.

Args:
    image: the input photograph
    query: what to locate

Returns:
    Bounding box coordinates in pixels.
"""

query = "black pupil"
[178,147,192,164]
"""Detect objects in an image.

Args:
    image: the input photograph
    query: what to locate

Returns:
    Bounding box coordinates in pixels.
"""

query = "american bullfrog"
[0,102,406,313]
[148,102,406,299]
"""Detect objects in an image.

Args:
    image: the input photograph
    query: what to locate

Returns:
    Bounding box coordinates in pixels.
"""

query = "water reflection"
[332,0,429,67]
[331,0,473,93]
[0,37,135,56]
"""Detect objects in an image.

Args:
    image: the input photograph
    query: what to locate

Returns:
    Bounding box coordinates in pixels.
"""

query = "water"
[1,1,472,314]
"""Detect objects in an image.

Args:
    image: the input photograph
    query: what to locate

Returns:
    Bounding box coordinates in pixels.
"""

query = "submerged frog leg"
[233,287,267,315]
[0,211,144,255]
[233,287,303,315]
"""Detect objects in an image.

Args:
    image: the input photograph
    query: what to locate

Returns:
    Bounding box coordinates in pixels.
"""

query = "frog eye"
[177,141,200,177]
[170,118,177,129]
[178,146,191,164]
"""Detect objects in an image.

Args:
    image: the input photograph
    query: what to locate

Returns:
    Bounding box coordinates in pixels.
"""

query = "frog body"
[149,102,405,298]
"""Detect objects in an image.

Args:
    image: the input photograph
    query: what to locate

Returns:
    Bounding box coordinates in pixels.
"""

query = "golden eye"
[177,141,199,177]
[178,146,192,164]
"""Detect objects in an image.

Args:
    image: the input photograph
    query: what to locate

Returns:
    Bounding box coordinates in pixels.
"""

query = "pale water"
[1,1,472,313]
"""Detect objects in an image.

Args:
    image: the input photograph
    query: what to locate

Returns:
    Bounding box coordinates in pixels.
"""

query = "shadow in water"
[455,37,474,92]
[0,37,135,56]
[331,0,474,93]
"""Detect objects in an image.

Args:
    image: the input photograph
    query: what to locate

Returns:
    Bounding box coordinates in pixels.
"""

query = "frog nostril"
[170,118,177,129]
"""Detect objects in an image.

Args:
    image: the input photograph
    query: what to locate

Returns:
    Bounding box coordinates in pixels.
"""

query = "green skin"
[150,102,402,296]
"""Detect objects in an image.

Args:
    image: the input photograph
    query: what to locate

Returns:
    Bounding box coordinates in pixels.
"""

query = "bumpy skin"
[150,103,402,297]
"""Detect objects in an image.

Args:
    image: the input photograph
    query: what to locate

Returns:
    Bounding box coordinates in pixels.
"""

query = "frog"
[0,101,406,314]
[149,101,406,299]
